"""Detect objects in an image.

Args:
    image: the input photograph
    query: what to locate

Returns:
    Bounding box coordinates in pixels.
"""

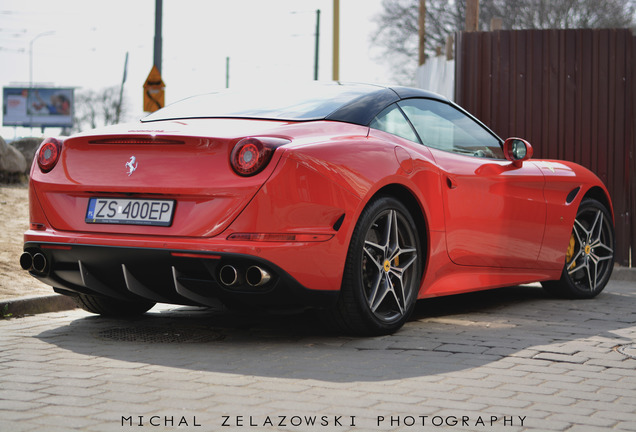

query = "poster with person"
[3,87,74,128]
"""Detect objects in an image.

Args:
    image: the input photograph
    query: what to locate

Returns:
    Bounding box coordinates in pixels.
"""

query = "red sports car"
[21,82,615,335]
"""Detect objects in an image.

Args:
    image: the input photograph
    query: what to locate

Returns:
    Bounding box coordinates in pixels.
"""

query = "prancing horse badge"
[125,156,138,176]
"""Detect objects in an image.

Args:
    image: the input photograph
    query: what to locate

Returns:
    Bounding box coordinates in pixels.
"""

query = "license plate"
[86,198,175,226]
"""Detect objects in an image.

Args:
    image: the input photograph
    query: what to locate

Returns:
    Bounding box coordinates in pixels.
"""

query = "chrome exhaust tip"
[219,265,239,286]
[19,252,33,271]
[32,253,47,273]
[246,266,271,287]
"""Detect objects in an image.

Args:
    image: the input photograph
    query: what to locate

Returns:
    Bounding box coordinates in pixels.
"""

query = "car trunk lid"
[32,119,293,238]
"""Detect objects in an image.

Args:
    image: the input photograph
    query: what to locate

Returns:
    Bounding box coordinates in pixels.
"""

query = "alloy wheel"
[361,208,419,323]
[566,205,614,293]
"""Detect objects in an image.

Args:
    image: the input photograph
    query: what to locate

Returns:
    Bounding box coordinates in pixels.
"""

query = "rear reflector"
[40,244,72,250]
[170,252,221,260]
[227,233,333,242]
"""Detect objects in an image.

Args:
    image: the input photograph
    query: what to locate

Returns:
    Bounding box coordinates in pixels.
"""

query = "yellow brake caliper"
[566,233,576,270]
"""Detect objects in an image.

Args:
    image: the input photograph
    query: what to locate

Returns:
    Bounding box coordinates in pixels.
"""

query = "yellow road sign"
[143,65,165,112]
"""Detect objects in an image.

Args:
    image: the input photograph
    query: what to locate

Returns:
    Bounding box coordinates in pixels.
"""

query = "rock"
[0,136,28,183]
[0,136,27,173]
[11,137,42,173]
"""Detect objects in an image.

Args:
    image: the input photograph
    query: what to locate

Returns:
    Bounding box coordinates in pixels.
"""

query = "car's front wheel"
[333,196,422,335]
[542,198,615,298]
[73,293,156,316]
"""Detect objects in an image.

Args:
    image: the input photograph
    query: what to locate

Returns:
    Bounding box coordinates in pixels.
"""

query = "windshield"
[142,82,383,122]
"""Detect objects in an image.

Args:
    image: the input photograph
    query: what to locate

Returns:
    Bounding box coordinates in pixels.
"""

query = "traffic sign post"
[143,65,165,112]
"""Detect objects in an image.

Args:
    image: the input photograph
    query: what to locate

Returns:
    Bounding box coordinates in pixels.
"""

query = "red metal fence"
[455,28,635,266]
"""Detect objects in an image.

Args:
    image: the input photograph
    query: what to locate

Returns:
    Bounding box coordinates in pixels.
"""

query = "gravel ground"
[0,184,54,299]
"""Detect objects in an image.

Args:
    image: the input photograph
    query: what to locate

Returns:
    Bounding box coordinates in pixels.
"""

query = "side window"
[369,103,420,143]
[398,99,504,159]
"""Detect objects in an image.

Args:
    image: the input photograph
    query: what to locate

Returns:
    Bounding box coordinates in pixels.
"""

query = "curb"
[0,294,77,318]
[611,266,636,282]
[1,268,634,319]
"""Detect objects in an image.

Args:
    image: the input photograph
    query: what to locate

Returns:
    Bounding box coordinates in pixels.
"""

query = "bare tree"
[481,0,636,29]
[373,0,636,83]
[73,86,127,133]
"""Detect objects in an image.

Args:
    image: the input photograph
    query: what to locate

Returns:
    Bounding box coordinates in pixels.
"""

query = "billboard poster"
[2,87,74,128]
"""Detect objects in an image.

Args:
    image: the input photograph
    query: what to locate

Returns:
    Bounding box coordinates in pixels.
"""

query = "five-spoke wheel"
[333,196,422,335]
[543,198,614,298]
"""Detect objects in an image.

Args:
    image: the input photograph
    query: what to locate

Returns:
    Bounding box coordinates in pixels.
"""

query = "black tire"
[542,198,615,299]
[333,196,422,335]
[74,293,155,316]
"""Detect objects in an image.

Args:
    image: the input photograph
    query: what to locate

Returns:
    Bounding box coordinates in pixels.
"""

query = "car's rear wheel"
[333,196,422,335]
[74,293,156,316]
[542,198,614,298]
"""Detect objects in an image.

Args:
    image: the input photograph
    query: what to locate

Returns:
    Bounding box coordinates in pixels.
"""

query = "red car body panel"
[22,83,614,319]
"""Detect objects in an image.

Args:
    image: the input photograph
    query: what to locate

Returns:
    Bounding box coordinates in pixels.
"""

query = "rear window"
[142,83,381,122]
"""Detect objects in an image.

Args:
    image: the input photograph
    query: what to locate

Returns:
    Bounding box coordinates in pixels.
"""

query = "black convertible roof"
[326,84,448,126]
[142,82,447,126]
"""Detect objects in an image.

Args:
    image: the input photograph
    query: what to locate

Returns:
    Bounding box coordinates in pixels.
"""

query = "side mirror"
[503,138,533,167]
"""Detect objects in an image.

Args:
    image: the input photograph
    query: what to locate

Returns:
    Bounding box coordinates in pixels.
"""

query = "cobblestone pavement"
[1,281,635,432]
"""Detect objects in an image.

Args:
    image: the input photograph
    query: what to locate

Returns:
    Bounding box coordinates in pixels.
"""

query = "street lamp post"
[29,31,55,90]
[314,9,320,80]
[29,31,55,133]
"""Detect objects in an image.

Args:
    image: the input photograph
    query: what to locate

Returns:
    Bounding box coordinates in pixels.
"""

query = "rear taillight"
[37,138,62,173]
[230,137,289,176]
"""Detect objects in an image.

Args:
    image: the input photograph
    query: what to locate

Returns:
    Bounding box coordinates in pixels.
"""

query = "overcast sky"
[0,0,392,138]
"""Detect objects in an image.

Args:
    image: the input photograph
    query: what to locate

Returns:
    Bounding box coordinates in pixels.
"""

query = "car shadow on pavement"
[35,282,636,383]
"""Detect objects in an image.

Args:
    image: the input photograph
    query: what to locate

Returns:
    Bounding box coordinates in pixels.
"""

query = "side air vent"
[566,187,581,204]
[333,214,345,231]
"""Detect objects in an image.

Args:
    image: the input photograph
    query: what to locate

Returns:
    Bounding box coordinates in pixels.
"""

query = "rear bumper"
[22,241,339,310]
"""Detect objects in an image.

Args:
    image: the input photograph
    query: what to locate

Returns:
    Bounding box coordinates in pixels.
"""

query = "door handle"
[446,176,458,189]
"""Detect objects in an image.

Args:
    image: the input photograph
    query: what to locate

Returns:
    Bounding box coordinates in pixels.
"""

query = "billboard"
[3,87,74,128]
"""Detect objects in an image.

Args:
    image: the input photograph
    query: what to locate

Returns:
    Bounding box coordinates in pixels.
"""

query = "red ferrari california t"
[21,82,615,335]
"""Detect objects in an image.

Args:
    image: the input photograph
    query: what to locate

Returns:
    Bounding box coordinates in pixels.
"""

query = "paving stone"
[566,424,617,432]
[593,409,636,422]
[584,358,632,368]
[0,419,38,432]
[539,380,599,392]
[515,392,578,406]
[467,396,533,409]
[566,368,623,380]
[433,343,491,354]
[38,404,105,418]
[438,377,502,389]
[36,394,100,407]
[525,403,594,416]
[30,414,101,429]
[558,390,618,403]
[598,386,636,398]
[453,385,517,398]
[548,412,617,428]
[0,389,46,402]
[0,400,46,412]
[0,410,42,421]
[532,352,589,364]
[92,390,161,404]
[40,385,105,398]
[499,383,560,396]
